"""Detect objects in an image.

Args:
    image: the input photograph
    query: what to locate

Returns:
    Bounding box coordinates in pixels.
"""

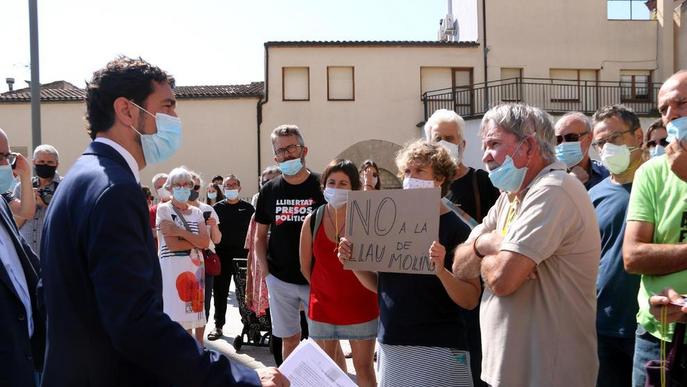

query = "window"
[620,70,652,101]
[500,68,523,101]
[282,67,309,101]
[607,0,651,20]
[420,67,453,96]
[327,66,354,101]
[549,69,597,102]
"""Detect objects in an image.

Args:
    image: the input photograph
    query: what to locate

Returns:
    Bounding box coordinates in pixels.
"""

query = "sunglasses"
[556,132,588,145]
[646,138,669,148]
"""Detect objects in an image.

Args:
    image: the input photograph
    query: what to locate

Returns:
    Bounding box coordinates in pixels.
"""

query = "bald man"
[554,112,609,190]
[623,70,687,387]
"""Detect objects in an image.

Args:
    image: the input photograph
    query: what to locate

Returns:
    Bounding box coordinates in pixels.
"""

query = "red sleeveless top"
[308,224,379,324]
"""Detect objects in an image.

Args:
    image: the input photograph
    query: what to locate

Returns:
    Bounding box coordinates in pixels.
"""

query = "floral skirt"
[160,248,206,330]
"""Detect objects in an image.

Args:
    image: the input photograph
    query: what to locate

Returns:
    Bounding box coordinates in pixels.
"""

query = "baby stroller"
[231,258,273,352]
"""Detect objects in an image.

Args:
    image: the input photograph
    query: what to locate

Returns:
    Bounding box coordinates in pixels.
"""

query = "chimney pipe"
[5,77,14,92]
[447,0,453,16]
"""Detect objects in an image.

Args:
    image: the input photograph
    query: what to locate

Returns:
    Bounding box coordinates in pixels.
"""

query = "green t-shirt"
[627,155,687,341]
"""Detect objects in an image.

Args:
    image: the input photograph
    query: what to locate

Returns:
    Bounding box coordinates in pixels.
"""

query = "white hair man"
[148,172,170,244]
[151,172,170,203]
[554,112,609,189]
[14,144,61,256]
[453,103,600,386]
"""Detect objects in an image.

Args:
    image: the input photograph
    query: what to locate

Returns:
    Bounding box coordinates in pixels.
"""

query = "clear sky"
[0,0,464,93]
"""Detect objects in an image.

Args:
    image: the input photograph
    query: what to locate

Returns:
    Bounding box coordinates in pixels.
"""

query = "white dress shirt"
[94,137,141,183]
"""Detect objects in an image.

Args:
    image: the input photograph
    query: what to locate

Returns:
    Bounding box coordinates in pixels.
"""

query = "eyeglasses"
[592,129,635,150]
[556,132,589,145]
[0,152,17,166]
[646,138,669,148]
[274,144,303,158]
[171,182,194,189]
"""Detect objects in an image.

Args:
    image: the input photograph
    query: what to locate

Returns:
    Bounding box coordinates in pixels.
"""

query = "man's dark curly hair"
[85,56,175,139]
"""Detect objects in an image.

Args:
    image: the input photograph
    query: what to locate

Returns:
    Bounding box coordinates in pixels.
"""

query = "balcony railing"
[422,77,662,120]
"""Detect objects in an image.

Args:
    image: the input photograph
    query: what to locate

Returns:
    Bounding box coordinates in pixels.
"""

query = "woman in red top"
[300,159,378,387]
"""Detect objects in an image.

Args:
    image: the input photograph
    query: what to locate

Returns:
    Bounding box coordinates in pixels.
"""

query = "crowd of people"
[1,55,687,387]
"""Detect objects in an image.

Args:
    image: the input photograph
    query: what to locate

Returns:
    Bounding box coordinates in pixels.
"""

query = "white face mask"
[323,187,349,209]
[403,177,436,190]
[438,140,463,164]
[600,143,636,175]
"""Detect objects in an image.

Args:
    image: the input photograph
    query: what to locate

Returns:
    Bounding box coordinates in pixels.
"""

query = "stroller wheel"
[234,335,243,351]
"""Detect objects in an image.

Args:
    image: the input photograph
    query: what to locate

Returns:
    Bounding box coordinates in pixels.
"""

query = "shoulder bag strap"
[471,170,482,222]
[170,205,192,232]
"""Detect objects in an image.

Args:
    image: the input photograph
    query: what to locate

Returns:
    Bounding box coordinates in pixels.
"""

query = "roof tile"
[0,82,264,103]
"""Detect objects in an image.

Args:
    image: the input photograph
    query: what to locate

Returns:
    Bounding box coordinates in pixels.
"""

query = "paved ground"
[202,283,359,379]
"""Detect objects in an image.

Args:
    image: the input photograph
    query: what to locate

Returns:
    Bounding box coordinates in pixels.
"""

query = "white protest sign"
[343,188,440,275]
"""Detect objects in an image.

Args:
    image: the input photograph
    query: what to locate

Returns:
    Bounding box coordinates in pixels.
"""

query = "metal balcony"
[422,77,662,120]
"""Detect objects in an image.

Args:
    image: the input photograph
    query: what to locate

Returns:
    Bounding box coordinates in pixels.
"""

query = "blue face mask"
[224,189,239,200]
[555,141,584,168]
[279,158,303,176]
[487,142,528,193]
[0,165,14,193]
[130,102,183,165]
[649,145,666,158]
[207,192,217,200]
[667,116,687,143]
[172,187,191,202]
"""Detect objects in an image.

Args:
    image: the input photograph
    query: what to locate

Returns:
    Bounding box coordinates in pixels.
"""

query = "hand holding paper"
[278,339,357,387]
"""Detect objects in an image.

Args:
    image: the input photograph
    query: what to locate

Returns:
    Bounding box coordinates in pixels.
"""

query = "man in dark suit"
[0,128,45,387]
[40,57,287,387]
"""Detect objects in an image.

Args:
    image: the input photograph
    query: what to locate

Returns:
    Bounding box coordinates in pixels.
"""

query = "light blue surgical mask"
[129,101,182,165]
[224,189,239,200]
[279,158,303,176]
[667,116,687,143]
[649,145,666,158]
[207,192,217,200]
[0,165,14,193]
[555,141,584,168]
[172,187,191,202]
[487,141,528,193]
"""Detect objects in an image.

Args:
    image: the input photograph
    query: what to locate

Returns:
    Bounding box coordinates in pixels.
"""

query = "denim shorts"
[307,317,378,340]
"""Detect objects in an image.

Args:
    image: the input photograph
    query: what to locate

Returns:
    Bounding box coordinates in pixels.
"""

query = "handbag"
[645,323,687,387]
[170,205,221,276]
[203,249,222,276]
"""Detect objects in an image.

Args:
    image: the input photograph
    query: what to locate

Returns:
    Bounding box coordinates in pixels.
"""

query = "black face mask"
[188,190,199,201]
[35,164,57,179]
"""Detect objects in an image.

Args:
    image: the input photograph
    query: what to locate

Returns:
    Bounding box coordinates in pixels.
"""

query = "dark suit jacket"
[40,142,260,387]
[0,194,45,387]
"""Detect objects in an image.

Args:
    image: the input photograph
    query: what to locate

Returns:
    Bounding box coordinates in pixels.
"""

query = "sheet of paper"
[278,338,357,387]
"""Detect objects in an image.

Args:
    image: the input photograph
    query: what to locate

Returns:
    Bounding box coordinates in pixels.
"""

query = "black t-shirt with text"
[213,199,254,260]
[255,173,324,284]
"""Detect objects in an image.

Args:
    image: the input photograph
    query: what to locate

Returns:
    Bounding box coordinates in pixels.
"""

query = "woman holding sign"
[339,140,480,387]
[300,159,379,387]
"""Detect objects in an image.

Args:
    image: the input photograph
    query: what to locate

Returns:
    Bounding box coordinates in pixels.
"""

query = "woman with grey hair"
[188,171,222,326]
[156,166,210,346]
